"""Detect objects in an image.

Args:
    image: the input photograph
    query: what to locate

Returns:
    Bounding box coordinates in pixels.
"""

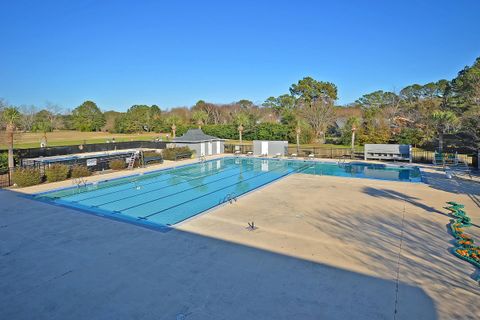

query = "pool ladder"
[220,192,237,204]
[72,177,88,190]
[199,155,207,163]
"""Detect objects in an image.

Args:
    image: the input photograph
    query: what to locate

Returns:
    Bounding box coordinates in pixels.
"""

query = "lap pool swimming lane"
[34,157,421,229]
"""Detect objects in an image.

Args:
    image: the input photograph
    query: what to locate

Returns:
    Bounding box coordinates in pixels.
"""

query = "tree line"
[1,56,479,153]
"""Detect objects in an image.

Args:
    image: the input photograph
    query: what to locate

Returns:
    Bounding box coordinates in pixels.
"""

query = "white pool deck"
[1,155,479,319]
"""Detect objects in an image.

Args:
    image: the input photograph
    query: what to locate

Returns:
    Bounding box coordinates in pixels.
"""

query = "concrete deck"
[1,159,479,319]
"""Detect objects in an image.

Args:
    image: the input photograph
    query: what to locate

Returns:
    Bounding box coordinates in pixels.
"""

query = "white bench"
[364,144,412,163]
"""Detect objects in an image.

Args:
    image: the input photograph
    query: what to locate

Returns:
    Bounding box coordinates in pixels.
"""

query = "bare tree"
[45,102,63,130]
[382,91,402,126]
[193,101,222,125]
[19,104,38,132]
[298,98,336,143]
[168,107,191,123]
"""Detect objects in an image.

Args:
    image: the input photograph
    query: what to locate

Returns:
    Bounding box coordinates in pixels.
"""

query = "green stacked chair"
[446,202,480,281]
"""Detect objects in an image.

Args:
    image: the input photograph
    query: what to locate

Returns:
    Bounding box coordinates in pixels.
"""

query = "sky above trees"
[1,0,479,111]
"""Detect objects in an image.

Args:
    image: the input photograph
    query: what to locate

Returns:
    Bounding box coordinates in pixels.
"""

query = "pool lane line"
[30,160,309,232]
[34,156,421,198]
[154,165,311,228]
[85,163,263,208]
[37,162,204,198]
[45,158,235,199]
[66,162,244,204]
[40,157,240,201]
[34,156,237,198]
[139,163,310,220]
[106,161,283,212]
[41,196,173,233]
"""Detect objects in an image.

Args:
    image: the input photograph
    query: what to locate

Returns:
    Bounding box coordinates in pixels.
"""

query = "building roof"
[173,129,223,143]
[335,118,347,129]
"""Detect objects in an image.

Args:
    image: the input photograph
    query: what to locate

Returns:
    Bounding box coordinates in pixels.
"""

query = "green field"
[0,131,168,150]
[0,130,361,151]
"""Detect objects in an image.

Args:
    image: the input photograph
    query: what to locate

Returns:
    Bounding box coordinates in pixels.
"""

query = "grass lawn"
[1,131,435,155]
[0,131,168,150]
[1,132,358,150]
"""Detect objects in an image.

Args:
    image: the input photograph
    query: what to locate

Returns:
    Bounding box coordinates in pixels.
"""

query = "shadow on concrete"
[305,197,480,319]
[362,185,480,229]
[362,186,447,215]
[423,170,480,209]
[0,189,437,320]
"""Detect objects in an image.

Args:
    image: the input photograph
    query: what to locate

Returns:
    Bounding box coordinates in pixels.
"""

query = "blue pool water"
[34,157,421,228]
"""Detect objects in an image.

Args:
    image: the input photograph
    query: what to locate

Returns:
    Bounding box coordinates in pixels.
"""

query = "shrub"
[71,165,91,178]
[45,164,70,182]
[143,151,161,158]
[12,168,42,187]
[240,123,294,142]
[255,123,290,141]
[394,128,425,146]
[109,159,126,170]
[162,147,193,160]
[174,124,196,136]
[203,125,238,139]
[0,152,8,170]
[287,123,314,144]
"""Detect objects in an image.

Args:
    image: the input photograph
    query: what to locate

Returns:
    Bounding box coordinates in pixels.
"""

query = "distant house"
[172,129,224,158]
[335,118,348,130]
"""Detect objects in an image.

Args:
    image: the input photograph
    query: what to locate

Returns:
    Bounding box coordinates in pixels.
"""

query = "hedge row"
[202,123,314,144]
[162,147,193,160]
[12,164,92,187]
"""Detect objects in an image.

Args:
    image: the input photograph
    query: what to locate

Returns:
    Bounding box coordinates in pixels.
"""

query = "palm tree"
[171,123,176,139]
[165,115,181,140]
[234,113,249,143]
[289,108,304,154]
[192,110,208,129]
[347,116,361,157]
[431,110,459,152]
[295,125,301,154]
[1,107,21,174]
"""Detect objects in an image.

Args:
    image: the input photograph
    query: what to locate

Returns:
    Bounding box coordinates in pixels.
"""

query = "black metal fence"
[224,143,478,166]
[0,168,10,188]
[28,153,135,174]
[0,141,168,188]
[225,144,365,159]
[13,141,167,159]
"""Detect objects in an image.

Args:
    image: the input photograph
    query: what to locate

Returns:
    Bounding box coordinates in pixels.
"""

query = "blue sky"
[1,0,479,111]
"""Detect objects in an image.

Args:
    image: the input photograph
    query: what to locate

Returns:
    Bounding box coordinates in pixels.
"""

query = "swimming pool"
[34,157,421,229]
